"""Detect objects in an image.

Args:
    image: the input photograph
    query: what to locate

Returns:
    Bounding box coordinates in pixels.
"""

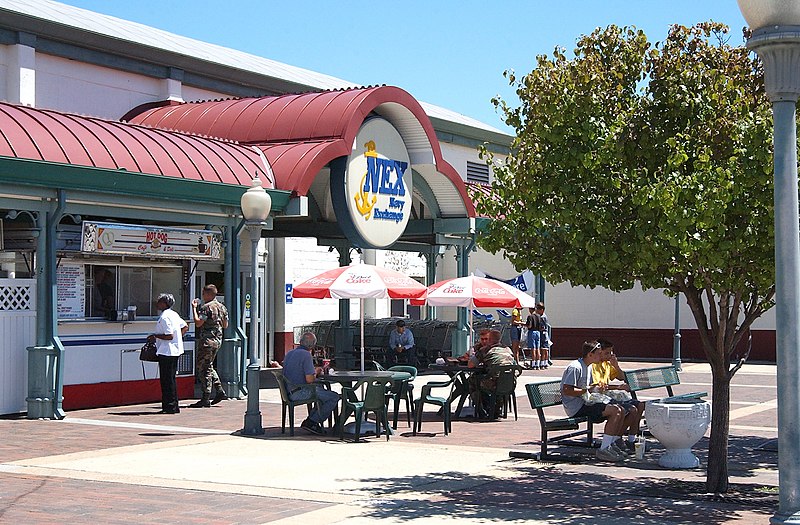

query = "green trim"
[0,157,290,212]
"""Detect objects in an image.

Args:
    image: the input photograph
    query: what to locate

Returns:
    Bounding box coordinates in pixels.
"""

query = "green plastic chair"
[338,378,393,442]
[387,365,417,429]
[273,369,321,436]
[480,364,523,420]
[413,374,458,435]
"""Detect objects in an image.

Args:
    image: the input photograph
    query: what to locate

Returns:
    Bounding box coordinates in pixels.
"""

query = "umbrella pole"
[360,298,365,374]
[469,308,474,354]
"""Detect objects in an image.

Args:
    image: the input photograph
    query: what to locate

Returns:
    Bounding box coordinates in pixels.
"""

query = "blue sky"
[58,1,747,133]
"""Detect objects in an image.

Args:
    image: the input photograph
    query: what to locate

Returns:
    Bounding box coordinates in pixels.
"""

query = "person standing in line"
[149,293,188,414]
[510,307,524,363]
[536,302,553,366]
[525,307,542,369]
[189,284,229,408]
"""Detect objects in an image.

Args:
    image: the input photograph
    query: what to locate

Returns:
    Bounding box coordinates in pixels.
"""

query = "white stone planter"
[646,399,711,469]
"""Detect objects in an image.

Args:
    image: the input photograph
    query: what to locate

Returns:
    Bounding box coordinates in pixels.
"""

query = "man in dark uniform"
[189,284,229,408]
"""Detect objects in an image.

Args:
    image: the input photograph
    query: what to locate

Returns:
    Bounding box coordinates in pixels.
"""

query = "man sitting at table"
[281,332,340,436]
[467,329,515,418]
[387,319,417,367]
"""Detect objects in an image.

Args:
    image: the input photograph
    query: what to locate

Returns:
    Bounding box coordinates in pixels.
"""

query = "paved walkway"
[0,361,779,524]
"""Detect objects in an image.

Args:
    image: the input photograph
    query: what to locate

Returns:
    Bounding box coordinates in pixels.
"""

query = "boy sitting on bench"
[591,338,646,453]
[560,340,640,462]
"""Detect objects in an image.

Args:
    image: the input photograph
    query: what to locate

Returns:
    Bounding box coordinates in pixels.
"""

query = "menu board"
[57,263,85,319]
[81,221,222,260]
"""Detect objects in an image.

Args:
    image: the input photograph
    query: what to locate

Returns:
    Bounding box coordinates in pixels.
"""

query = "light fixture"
[738,2,800,522]
[240,174,272,222]
[737,0,800,28]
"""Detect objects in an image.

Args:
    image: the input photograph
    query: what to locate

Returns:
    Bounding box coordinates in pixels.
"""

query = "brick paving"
[0,360,780,524]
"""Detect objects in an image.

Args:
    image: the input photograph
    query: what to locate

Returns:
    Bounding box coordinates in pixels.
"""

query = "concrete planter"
[646,399,711,469]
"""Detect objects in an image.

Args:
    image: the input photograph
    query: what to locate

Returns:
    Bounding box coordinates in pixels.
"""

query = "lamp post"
[240,175,271,436]
[737,2,800,523]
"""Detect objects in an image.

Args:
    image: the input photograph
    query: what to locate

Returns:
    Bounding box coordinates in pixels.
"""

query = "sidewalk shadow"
[347,466,775,524]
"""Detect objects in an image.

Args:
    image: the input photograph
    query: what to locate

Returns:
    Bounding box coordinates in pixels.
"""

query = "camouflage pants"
[196,337,223,396]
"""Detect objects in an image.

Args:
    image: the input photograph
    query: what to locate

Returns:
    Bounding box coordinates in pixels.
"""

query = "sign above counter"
[81,221,222,260]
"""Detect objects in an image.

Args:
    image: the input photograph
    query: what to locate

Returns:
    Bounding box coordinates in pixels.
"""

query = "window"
[466,161,490,184]
[83,264,184,319]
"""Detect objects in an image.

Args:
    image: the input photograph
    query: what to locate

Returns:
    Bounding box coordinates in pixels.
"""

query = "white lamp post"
[240,175,271,436]
[737,1,800,522]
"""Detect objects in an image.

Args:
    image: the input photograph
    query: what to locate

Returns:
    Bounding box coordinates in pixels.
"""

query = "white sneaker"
[596,447,624,462]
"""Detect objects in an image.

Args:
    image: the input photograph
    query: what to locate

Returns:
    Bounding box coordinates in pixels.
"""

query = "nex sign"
[363,155,408,197]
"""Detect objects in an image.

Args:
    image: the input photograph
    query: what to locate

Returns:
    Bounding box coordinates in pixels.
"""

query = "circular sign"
[340,118,412,248]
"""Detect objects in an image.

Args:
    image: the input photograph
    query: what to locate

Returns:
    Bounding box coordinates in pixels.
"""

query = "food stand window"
[83,264,185,319]
[78,221,221,321]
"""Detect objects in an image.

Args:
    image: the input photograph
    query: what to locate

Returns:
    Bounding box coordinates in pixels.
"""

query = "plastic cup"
[635,441,645,459]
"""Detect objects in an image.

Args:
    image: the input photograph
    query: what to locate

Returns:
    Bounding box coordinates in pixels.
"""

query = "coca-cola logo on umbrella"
[475,287,508,296]
[346,274,372,284]
[442,284,466,294]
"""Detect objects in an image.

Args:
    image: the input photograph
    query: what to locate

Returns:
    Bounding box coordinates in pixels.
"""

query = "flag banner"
[474,269,535,294]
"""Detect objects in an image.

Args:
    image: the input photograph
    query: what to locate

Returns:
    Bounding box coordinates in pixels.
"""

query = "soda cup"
[635,438,645,459]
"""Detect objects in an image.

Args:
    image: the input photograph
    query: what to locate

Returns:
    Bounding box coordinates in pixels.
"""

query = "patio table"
[428,363,486,418]
[317,370,404,437]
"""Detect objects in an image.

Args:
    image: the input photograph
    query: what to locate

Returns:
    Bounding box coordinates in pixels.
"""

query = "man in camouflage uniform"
[189,284,229,408]
[468,329,517,418]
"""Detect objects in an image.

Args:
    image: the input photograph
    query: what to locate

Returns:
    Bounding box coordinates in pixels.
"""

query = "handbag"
[139,339,159,362]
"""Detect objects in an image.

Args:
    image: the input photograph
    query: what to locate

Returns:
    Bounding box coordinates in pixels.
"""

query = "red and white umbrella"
[293,263,427,372]
[424,275,537,309]
[422,275,537,350]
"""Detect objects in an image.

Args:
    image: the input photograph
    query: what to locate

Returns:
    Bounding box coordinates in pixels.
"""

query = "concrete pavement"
[0,360,779,524]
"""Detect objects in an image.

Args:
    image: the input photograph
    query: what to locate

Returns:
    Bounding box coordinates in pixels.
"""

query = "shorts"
[526,329,540,349]
[510,327,522,342]
[613,399,638,415]
[540,332,551,349]
[574,403,608,423]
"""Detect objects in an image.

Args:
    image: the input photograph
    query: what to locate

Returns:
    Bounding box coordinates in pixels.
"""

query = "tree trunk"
[706,363,731,493]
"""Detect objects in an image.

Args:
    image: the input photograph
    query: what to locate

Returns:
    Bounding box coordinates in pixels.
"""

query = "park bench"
[624,365,707,401]
[524,380,596,459]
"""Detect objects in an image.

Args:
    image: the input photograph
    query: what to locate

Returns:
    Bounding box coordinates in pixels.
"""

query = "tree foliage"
[476,23,774,492]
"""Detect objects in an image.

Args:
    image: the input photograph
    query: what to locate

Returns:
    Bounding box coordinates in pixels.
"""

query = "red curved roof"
[127,86,474,215]
[0,102,272,187]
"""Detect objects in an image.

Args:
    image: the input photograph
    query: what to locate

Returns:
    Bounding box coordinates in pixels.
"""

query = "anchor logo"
[353,140,378,219]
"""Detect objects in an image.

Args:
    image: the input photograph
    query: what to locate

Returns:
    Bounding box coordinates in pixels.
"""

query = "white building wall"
[0,44,9,102]
[182,84,231,102]
[34,54,165,117]
[439,142,486,181]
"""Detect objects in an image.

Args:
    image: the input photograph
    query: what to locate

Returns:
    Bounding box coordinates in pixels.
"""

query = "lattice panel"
[0,284,33,311]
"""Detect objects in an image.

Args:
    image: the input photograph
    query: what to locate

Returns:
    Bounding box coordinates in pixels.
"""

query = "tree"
[476,23,774,493]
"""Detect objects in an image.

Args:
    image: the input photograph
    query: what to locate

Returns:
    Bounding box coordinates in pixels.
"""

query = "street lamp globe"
[738,0,800,28]
[240,175,272,222]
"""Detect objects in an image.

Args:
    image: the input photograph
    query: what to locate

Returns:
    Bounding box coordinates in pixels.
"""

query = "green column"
[452,243,470,356]
[219,222,244,398]
[333,245,355,370]
[27,194,66,419]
